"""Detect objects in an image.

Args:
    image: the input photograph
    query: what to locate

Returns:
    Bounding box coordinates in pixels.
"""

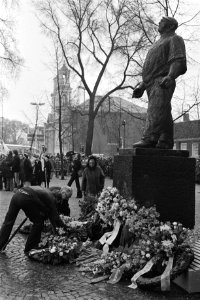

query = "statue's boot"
[156,141,173,150]
[133,140,156,148]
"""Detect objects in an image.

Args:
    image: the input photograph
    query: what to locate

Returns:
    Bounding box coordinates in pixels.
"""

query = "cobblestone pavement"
[1,176,200,300]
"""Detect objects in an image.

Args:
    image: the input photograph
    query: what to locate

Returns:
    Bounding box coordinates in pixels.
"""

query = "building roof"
[79,95,147,114]
[174,119,200,140]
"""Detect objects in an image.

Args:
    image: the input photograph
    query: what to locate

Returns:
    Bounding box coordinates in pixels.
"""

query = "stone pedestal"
[113,148,195,228]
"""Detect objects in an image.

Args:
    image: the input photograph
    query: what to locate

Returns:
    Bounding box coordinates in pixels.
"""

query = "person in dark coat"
[44,155,52,188]
[81,155,105,197]
[68,153,82,198]
[0,186,68,253]
[23,153,33,186]
[33,156,43,186]
[12,150,21,188]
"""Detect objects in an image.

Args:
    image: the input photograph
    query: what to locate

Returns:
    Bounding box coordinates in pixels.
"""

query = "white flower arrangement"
[96,187,138,225]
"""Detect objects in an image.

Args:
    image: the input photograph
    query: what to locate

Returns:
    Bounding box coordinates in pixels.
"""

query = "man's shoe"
[133,140,156,148]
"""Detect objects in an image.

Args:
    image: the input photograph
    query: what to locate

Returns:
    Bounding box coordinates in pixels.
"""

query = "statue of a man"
[132,16,187,149]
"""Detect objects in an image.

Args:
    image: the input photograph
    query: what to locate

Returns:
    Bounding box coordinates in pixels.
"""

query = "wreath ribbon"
[161,256,174,291]
[99,219,121,254]
[128,259,154,289]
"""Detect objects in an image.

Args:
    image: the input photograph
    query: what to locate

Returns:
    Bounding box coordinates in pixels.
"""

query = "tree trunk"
[85,114,95,156]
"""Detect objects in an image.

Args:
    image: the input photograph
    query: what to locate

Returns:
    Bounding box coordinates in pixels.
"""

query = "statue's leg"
[143,78,175,149]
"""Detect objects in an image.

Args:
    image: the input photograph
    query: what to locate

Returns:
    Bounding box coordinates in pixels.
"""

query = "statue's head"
[158,16,178,34]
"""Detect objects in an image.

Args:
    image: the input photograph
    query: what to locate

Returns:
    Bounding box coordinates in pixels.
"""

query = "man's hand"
[160,75,175,89]
[132,82,145,98]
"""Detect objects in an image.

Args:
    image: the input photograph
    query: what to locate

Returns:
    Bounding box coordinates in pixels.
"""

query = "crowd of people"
[0,150,55,191]
[0,150,113,196]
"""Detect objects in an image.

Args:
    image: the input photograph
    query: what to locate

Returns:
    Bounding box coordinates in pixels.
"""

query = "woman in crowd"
[81,155,105,197]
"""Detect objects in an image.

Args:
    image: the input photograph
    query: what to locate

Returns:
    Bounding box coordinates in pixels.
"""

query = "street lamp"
[30,102,45,152]
[122,120,126,149]
[78,86,86,110]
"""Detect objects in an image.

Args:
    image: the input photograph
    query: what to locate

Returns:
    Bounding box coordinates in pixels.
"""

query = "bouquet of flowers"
[41,215,89,241]
[28,231,81,265]
[79,195,98,220]
[79,250,131,276]
[96,187,138,226]
[127,205,191,259]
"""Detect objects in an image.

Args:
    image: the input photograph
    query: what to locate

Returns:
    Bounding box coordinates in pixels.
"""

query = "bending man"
[0,186,70,253]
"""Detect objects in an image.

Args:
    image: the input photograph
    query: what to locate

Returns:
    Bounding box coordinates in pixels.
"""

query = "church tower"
[45,64,72,154]
[52,63,72,111]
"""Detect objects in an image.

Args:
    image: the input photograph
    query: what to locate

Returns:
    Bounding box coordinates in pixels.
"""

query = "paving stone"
[1,177,200,300]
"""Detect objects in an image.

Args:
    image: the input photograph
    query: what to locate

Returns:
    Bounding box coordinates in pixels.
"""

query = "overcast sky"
[2,0,200,125]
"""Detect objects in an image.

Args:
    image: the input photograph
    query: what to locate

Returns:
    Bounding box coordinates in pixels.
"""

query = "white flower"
[113,197,119,203]
[111,187,118,195]
[171,234,177,242]
[173,222,177,226]
[146,253,151,258]
[160,224,171,231]
[49,246,56,253]
[111,203,119,210]
[122,203,128,209]
[162,240,174,249]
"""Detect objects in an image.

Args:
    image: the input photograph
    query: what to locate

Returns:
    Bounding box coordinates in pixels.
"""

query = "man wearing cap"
[0,186,71,253]
[132,16,187,149]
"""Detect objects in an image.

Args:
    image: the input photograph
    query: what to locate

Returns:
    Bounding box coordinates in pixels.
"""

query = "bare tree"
[0,1,23,78]
[35,0,152,155]
[35,0,200,154]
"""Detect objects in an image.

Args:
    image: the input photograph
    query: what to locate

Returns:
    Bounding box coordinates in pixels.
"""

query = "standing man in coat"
[68,153,82,198]
[132,17,187,149]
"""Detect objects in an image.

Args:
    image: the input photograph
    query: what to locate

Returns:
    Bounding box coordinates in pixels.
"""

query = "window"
[63,75,66,84]
[180,142,187,150]
[62,95,67,106]
[192,142,199,157]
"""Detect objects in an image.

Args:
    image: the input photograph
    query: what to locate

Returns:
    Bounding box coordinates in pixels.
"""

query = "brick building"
[45,65,147,155]
[73,96,146,155]
[174,114,200,157]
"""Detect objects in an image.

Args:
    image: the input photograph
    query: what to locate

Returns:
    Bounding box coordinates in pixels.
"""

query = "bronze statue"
[132,16,187,149]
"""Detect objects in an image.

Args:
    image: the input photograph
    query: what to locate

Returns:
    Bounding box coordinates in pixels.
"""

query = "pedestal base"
[113,148,195,228]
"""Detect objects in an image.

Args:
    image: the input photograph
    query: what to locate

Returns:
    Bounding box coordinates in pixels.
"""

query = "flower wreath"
[134,245,194,290]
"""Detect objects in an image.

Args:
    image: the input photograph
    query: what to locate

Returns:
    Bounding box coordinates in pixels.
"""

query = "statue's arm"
[160,59,187,88]
[168,59,187,79]
[132,82,146,98]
